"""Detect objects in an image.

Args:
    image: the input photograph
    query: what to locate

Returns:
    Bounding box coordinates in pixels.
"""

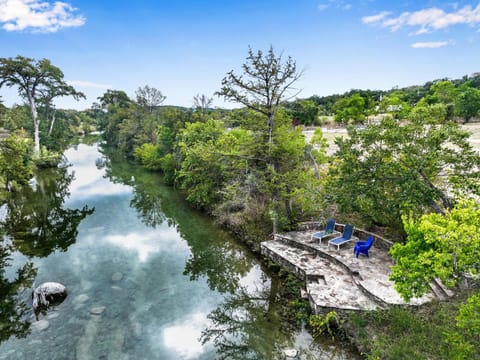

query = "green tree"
[0,132,33,191]
[135,85,166,113]
[288,99,319,126]
[378,91,411,119]
[455,82,480,122]
[216,46,302,146]
[333,93,366,124]
[390,199,480,301]
[327,104,480,229]
[0,56,84,154]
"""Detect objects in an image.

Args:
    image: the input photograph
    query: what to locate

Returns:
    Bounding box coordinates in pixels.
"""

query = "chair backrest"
[325,219,336,233]
[343,224,354,239]
[365,235,374,248]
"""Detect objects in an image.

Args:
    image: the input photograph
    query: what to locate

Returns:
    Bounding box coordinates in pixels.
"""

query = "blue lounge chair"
[311,219,339,243]
[328,224,355,250]
[354,235,374,258]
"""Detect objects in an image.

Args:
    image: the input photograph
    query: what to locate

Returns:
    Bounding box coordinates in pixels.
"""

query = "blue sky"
[0,0,479,110]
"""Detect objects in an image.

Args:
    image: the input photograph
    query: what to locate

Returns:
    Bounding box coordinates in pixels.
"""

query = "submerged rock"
[90,306,106,315]
[32,282,67,315]
[111,272,123,282]
[31,319,49,331]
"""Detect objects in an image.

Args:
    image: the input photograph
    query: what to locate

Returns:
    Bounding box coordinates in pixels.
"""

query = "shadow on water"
[0,163,93,344]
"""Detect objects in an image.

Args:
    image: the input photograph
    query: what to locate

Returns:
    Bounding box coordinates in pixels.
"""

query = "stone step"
[262,240,379,312]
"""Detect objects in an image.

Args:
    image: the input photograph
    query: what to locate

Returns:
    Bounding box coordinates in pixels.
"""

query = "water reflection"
[0,244,36,343]
[0,143,356,359]
[0,161,93,345]
[1,166,93,258]
[100,146,345,359]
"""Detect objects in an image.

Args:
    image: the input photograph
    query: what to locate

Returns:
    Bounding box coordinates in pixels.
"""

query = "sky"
[0,0,479,110]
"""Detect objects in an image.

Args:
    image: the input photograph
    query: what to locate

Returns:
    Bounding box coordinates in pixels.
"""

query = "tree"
[0,56,84,154]
[455,82,480,122]
[327,104,480,229]
[288,99,318,126]
[135,85,166,113]
[0,132,33,191]
[98,89,132,110]
[333,93,367,124]
[193,93,213,114]
[390,199,480,301]
[216,46,302,146]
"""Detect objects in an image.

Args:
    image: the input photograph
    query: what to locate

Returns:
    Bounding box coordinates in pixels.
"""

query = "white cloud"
[318,0,352,12]
[68,80,113,89]
[411,41,449,48]
[0,0,85,33]
[362,11,391,24]
[363,4,480,34]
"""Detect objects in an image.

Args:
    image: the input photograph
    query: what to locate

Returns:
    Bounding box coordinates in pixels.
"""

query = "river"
[0,142,357,359]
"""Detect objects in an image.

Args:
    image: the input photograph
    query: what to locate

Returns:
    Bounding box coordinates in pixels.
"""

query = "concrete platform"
[261,230,437,313]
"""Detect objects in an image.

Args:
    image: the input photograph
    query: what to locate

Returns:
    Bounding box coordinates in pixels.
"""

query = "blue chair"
[328,224,355,250]
[354,235,374,258]
[311,219,338,243]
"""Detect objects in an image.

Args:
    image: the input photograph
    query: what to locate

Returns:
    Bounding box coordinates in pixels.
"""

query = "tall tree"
[193,93,213,114]
[135,85,166,113]
[0,56,84,154]
[216,46,302,146]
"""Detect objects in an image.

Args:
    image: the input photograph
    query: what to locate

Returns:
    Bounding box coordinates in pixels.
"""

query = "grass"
[345,292,479,360]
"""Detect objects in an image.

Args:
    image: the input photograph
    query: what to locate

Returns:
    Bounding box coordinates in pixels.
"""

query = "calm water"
[0,143,356,359]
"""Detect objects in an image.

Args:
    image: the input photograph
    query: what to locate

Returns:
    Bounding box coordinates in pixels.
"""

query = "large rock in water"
[32,282,67,314]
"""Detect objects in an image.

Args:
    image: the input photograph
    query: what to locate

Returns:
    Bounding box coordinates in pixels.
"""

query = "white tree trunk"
[48,108,56,136]
[28,95,40,155]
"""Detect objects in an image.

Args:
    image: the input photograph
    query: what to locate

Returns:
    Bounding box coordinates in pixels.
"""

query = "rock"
[90,306,106,315]
[32,319,49,331]
[74,294,90,304]
[284,348,299,358]
[111,272,123,282]
[32,282,67,313]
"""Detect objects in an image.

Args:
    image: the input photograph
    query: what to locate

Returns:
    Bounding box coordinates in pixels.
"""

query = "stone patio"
[261,228,448,313]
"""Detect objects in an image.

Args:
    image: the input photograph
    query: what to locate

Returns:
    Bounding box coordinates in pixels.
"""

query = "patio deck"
[261,229,443,313]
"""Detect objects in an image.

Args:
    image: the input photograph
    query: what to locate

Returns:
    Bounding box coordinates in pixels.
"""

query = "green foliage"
[0,55,84,153]
[309,311,341,340]
[455,82,480,121]
[334,93,367,124]
[134,143,162,170]
[390,199,480,301]
[328,104,480,229]
[347,294,479,360]
[0,132,33,190]
[175,119,225,209]
[287,99,319,125]
[444,292,480,360]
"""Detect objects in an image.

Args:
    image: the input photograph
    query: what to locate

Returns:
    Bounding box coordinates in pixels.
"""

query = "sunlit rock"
[32,282,67,315]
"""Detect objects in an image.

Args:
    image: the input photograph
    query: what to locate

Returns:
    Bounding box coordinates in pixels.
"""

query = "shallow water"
[0,143,357,359]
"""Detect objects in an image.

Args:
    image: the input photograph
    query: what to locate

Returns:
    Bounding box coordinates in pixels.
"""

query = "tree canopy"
[0,56,84,153]
[216,46,302,145]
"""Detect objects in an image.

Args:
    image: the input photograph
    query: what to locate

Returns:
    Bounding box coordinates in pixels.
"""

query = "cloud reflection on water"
[161,311,213,359]
[64,144,131,200]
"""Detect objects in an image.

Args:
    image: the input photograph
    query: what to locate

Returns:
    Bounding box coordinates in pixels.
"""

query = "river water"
[0,142,356,359]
